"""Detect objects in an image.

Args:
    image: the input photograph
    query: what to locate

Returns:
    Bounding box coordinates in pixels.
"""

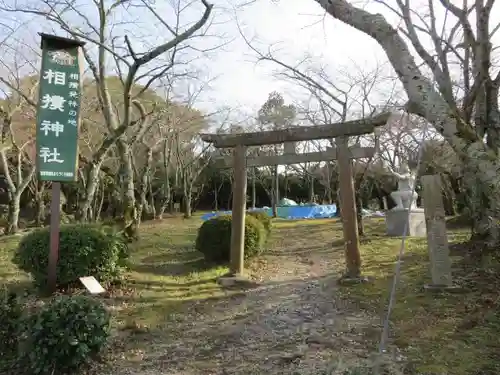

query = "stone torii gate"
[200,112,389,282]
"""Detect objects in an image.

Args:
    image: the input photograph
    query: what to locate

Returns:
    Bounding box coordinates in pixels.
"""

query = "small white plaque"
[79,276,105,294]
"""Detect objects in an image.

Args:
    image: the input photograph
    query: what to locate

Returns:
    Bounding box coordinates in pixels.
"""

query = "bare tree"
[0,69,38,233]
[0,0,214,236]
[257,91,296,216]
[175,137,212,217]
[312,0,500,244]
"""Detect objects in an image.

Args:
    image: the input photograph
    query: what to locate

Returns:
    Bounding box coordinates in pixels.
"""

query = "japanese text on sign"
[36,38,82,182]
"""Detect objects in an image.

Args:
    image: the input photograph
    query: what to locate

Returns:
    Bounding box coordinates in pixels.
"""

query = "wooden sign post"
[36,33,85,294]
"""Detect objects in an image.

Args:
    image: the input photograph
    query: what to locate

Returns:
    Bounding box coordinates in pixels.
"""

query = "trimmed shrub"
[195,214,266,264]
[21,295,110,375]
[247,210,272,236]
[13,224,129,290]
[0,289,23,371]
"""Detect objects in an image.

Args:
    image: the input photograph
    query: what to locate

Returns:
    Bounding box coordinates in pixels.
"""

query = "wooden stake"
[229,145,247,276]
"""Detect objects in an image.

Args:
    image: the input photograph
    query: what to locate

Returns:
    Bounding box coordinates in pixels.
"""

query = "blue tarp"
[201,204,338,221]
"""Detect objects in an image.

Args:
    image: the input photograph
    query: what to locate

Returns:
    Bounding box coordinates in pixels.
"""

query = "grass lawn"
[114,218,229,328]
[333,218,500,374]
[0,216,499,374]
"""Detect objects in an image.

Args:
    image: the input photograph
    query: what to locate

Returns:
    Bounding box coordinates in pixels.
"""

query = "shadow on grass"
[266,245,341,257]
[128,237,217,277]
[129,255,212,277]
[273,221,339,233]
[128,277,219,289]
[331,238,345,248]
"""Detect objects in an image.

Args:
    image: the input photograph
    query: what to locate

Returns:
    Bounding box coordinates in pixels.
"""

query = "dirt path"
[109,221,382,374]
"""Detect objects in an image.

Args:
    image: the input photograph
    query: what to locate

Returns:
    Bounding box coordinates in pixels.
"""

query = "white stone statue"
[388,162,418,210]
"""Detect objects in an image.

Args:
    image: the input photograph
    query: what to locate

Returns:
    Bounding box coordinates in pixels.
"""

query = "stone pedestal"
[385,208,426,237]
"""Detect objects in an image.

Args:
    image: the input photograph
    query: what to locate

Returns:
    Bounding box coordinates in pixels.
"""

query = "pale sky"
[0,0,499,121]
[192,0,397,115]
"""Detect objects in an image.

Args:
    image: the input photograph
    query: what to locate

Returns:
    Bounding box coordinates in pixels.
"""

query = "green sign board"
[36,35,83,182]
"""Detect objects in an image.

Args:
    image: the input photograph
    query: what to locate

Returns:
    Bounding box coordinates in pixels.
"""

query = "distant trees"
[257,92,296,216]
[0,0,217,236]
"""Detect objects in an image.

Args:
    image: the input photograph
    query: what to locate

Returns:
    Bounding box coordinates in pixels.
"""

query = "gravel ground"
[107,255,383,374]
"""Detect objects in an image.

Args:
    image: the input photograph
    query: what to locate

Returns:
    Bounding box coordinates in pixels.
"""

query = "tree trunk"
[6,193,20,234]
[325,164,333,204]
[356,195,364,236]
[34,182,45,227]
[226,192,232,210]
[181,172,193,219]
[148,175,156,219]
[0,150,35,232]
[284,167,288,197]
[462,163,495,241]
[272,165,279,217]
[92,180,101,221]
[442,184,456,216]
[137,174,148,222]
[117,140,138,241]
[138,148,153,221]
[309,175,315,203]
[184,196,192,218]
[79,163,101,221]
[97,181,105,220]
[214,183,219,211]
[183,184,192,218]
[158,183,171,219]
[158,139,172,219]
[251,167,256,209]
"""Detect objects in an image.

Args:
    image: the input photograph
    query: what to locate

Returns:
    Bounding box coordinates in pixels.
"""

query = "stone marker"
[385,162,426,237]
[420,175,457,290]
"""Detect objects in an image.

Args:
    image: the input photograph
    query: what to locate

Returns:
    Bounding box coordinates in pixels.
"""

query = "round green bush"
[13,224,129,290]
[195,215,266,264]
[247,210,272,235]
[21,295,110,375]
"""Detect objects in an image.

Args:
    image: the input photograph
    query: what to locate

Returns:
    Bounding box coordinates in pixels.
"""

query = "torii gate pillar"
[229,145,247,276]
[337,137,362,279]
